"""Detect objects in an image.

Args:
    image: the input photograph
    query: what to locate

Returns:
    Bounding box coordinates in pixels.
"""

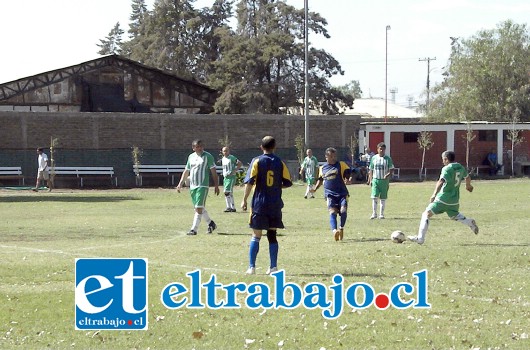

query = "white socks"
[453,213,473,227]
[225,193,235,209]
[202,209,211,224]
[191,212,202,231]
[417,211,429,243]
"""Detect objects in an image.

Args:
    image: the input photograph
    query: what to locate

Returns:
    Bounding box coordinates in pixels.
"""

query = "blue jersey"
[319,161,352,197]
[244,153,292,215]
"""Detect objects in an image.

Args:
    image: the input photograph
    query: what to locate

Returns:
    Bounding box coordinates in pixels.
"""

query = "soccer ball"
[391,230,406,244]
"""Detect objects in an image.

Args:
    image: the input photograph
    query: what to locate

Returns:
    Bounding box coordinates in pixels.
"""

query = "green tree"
[97,22,125,55]
[120,0,149,57]
[429,20,530,122]
[209,0,353,114]
[143,0,200,79]
[102,0,354,114]
[193,0,235,82]
[336,80,363,99]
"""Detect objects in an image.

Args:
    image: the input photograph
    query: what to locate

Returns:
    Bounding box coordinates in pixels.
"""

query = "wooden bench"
[471,165,492,176]
[133,164,224,186]
[133,165,186,186]
[0,166,25,185]
[52,166,117,187]
[392,167,441,180]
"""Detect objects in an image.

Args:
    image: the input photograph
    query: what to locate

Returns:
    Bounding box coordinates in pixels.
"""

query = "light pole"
[304,0,309,148]
[385,25,391,122]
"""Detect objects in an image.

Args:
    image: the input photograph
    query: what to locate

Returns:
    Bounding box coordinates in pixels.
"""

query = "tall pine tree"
[97,22,124,55]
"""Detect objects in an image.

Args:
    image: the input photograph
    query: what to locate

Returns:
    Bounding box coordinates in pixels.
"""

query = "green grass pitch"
[1,179,529,349]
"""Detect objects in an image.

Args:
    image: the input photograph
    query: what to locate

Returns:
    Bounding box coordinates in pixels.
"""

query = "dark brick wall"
[0,112,363,187]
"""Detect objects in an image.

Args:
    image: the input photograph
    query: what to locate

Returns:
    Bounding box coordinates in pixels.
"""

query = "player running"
[310,147,353,241]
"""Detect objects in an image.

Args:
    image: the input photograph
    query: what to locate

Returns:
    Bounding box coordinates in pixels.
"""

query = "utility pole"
[385,25,391,122]
[304,0,309,148]
[419,57,436,113]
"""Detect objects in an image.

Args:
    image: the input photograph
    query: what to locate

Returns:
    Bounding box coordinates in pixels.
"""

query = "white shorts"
[37,169,49,180]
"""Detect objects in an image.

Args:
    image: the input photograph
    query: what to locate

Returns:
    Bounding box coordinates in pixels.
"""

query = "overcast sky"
[1,0,528,106]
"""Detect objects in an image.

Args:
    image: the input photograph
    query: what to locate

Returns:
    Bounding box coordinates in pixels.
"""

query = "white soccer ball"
[391,230,406,244]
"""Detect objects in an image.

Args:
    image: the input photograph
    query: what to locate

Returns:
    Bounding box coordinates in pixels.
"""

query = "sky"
[1,0,528,107]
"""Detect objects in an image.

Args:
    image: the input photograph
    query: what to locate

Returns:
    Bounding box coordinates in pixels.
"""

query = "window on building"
[478,130,496,141]
[53,83,62,94]
[404,132,419,143]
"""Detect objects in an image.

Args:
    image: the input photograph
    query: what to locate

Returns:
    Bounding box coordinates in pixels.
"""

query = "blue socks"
[340,211,347,228]
[249,237,260,268]
[329,212,338,230]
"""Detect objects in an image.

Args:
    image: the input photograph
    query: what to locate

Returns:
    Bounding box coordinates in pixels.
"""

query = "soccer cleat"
[224,208,232,212]
[230,208,237,212]
[338,227,344,241]
[309,195,315,199]
[304,195,307,199]
[470,220,479,235]
[207,220,217,234]
[245,267,256,275]
[379,215,385,219]
[266,267,278,275]
[187,229,197,236]
[407,235,424,245]
[370,214,377,219]
[333,229,340,241]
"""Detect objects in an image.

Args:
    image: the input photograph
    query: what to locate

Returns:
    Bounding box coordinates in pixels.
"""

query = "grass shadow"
[342,237,388,243]
[295,271,387,279]
[0,196,141,203]
[459,242,530,247]
[216,232,288,237]
[216,232,250,236]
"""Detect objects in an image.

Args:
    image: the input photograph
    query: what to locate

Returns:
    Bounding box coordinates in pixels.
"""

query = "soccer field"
[1,179,529,349]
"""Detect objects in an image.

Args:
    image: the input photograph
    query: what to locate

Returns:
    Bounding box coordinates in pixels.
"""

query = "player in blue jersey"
[241,136,292,275]
[310,147,354,241]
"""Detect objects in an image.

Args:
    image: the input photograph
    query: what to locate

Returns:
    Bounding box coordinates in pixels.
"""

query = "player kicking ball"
[408,150,479,245]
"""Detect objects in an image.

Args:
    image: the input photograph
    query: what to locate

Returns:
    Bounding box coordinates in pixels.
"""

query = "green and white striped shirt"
[222,154,238,177]
[369,154,394,179]
[185,151,215,189]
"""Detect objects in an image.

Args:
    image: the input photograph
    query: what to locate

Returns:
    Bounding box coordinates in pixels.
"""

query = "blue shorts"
[326,194,348,210]
[249,212,284,230]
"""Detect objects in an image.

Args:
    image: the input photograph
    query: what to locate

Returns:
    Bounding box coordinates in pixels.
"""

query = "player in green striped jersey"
[408,150,479,244]
[299,149,319,199]
[221,146,243,212]
[367,142,394,219]
[176,139,220,235]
